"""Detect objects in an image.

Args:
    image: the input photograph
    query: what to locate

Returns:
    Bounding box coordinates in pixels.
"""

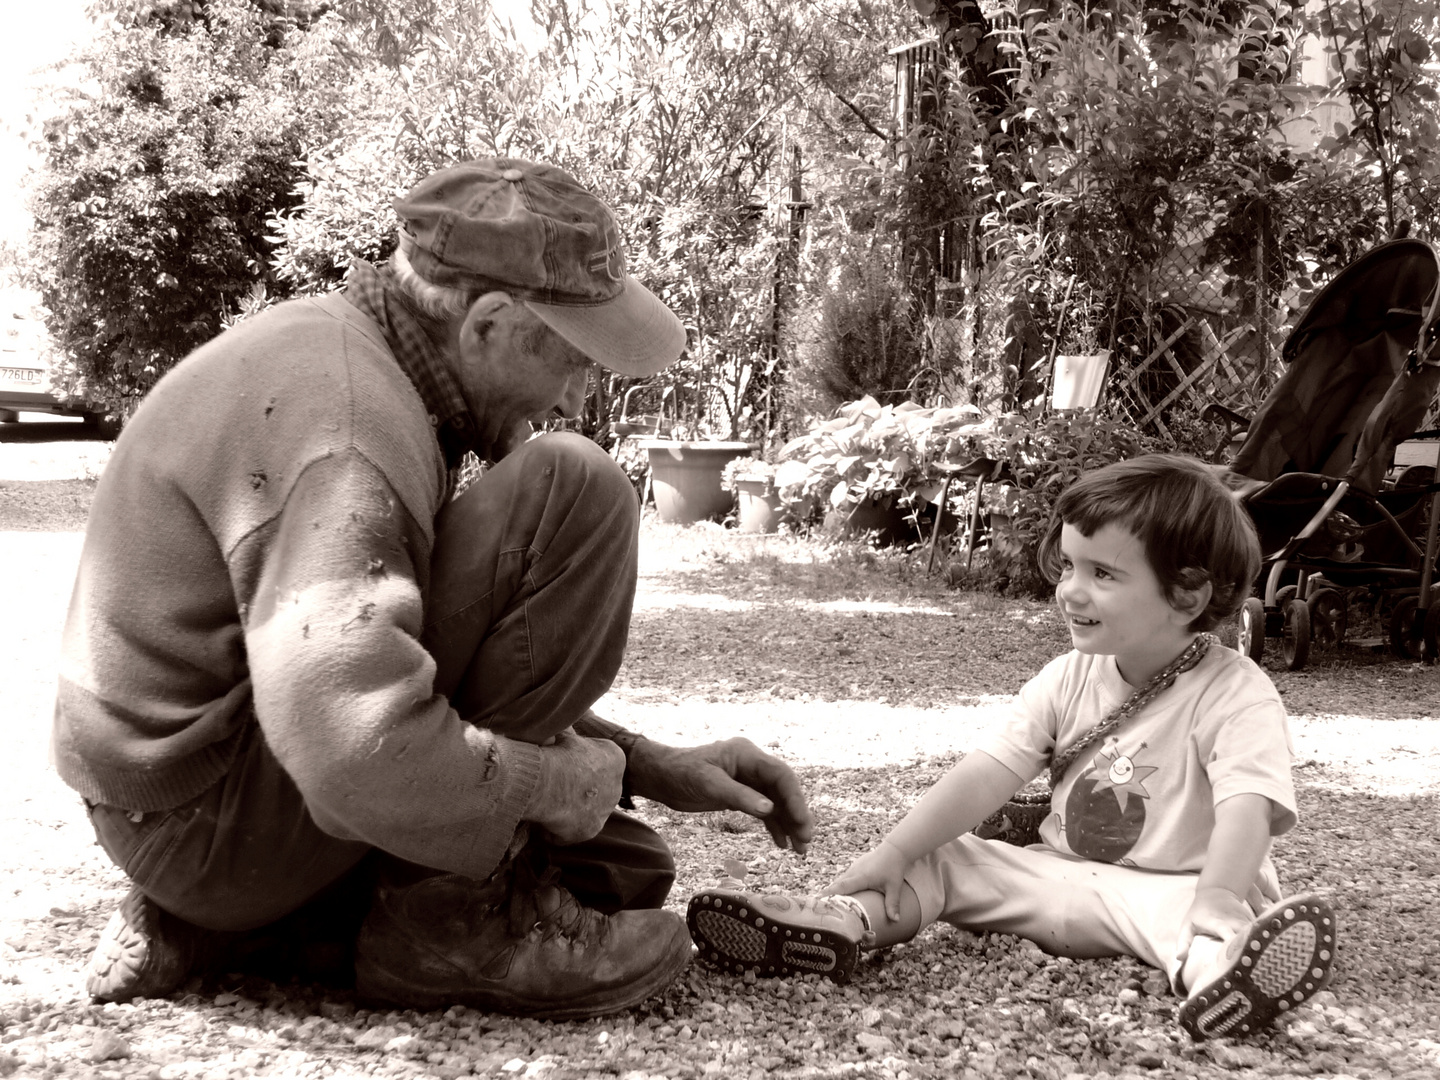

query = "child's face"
[1055,520,1199,685]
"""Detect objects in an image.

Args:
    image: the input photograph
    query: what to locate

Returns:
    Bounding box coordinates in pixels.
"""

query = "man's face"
[454,299,595,460]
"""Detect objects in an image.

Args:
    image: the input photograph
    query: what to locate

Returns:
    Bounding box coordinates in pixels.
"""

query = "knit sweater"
[52,291,544,879]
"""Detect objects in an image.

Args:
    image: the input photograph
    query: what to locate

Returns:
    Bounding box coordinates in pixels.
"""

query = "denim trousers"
[87,434,675,932]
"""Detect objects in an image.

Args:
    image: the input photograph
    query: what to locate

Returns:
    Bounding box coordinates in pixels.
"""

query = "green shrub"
[979,410,1161,597]
[793,242,929,413]
[771,395,990,529]
[22,0,331,417]
[770,398,1160,596]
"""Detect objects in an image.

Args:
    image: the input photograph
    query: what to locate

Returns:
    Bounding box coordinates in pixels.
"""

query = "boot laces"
[504,861,605,948]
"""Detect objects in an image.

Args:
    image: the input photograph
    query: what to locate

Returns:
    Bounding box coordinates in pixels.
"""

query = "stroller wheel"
[1309,589,1348,649]
[1238,597,1266,663]
[1282,598,1311,671]
[1390,596,1427,660]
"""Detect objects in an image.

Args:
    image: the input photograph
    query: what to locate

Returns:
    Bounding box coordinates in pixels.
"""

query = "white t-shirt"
[975,645,1296,877]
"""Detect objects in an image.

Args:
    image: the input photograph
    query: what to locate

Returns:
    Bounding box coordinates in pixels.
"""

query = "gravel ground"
[1,436,1438,1080]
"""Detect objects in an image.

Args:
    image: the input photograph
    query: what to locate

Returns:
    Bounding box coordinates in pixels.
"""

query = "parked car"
[0,287,119,438]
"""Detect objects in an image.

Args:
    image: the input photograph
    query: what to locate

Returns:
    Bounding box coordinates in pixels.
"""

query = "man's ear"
[459,291,516,343]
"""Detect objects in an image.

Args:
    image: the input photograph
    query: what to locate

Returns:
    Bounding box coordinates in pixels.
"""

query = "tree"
[1317,0,1440,235]
[271,0,920,441]
[22,0,342,416]
[25,0,921,434]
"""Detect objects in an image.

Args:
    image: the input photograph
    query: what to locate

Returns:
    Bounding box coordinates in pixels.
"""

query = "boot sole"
[85,894,194,1003]
[686,891,858,984]
[356,926,693,1021]
[1178,893,1337,1040]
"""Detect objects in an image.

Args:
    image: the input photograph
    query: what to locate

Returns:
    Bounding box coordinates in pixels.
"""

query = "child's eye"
[1094,567,1112,580]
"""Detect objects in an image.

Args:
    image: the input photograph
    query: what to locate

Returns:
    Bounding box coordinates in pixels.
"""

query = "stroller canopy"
[1231,238,1440,493]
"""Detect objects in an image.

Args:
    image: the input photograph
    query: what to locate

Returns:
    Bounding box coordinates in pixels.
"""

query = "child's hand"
[825,840,912,922]
[1177,886,1255,958]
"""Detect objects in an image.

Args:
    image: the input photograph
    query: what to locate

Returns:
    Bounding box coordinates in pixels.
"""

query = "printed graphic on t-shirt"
[1061,737,1157,862]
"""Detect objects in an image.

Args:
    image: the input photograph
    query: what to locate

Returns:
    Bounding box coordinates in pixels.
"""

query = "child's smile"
[1056,521,1200,685]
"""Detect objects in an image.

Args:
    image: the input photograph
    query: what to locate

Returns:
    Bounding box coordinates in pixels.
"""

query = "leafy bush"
[771,397,1160,594]
[790,236,929,415]
[770,395,990,527]
[980,410,1161,597]
[268,0,921,445]
[21,0,336,418]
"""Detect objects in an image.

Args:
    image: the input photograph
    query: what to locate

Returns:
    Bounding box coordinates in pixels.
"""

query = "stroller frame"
[1227,238,1440,670]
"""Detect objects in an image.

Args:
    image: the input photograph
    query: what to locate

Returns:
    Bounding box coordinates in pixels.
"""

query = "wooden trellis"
[1113,316,1257,438]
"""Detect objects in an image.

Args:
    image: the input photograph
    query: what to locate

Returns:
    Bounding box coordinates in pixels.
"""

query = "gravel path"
[1,437,1437,1080]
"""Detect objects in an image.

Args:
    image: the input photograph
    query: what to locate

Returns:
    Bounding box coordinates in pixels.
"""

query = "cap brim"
[525,277,686,378]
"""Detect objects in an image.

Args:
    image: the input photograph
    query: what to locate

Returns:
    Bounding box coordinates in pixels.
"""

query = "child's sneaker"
[1178,893,1338,1040]
[686,888,873,984]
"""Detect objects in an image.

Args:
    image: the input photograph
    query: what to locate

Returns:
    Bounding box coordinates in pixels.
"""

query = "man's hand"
[524,730,625,845]
[627,737,814,854]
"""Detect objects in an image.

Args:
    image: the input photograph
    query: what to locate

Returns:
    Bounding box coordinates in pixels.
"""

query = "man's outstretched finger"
[740,753,814,850]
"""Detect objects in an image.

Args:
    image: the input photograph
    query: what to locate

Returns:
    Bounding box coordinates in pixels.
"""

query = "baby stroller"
[1224,237,1440,670]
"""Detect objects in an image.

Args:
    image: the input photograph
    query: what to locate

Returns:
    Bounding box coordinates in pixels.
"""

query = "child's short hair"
[1036,454,1261,632]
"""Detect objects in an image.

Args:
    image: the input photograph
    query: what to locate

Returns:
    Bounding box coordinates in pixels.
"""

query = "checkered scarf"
[344,260,479,468]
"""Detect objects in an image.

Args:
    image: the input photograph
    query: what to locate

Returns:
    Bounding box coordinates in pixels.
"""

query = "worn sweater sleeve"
[239,449,541,879]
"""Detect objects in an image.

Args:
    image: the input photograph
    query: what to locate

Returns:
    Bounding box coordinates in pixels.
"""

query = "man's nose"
[556,371,588,419]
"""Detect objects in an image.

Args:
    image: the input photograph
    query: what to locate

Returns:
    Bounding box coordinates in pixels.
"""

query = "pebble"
[354,1025,396,1049]
[1208,1042,1269,1070]
[385,1033,424,1056]
[86,1030,129,1062]
[856,1031,895,1055]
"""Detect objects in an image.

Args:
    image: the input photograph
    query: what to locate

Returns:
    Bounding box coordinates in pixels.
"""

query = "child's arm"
[1180,792,1274,953]
[828,751,1024,919]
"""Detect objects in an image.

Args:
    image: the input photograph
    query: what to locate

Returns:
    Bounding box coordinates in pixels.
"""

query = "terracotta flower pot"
[640,440,754,524]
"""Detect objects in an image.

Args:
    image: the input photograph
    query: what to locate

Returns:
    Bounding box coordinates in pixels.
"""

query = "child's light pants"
[904,835,1280,990]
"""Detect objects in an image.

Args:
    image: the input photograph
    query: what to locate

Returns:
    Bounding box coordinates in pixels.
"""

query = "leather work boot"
[687,887,874,984]
[354,865,693,1020]
[85,886,219,1003]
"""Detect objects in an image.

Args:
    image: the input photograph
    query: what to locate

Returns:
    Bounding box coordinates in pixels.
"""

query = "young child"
[688,454,1337,1041]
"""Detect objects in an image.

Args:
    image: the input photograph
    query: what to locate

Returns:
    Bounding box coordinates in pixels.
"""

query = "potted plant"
[721,456,783,534]
[634,404,754,524]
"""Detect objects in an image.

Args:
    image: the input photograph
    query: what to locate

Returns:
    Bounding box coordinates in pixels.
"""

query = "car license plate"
[0,365,47,387]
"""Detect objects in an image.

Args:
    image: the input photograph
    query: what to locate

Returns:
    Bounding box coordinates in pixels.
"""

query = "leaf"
[722,858,749,881]
[830,425,863,454]
[914,480,946,505]
[773,460,811,490]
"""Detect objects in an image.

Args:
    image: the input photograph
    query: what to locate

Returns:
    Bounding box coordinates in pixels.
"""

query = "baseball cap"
[393,158,686,377]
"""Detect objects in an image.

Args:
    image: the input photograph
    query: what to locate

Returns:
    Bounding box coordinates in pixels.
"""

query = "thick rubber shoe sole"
[355,927,693,1022]
[84,892,194,1004]
[686,891,859,984]
[1178,893,1337,1041]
